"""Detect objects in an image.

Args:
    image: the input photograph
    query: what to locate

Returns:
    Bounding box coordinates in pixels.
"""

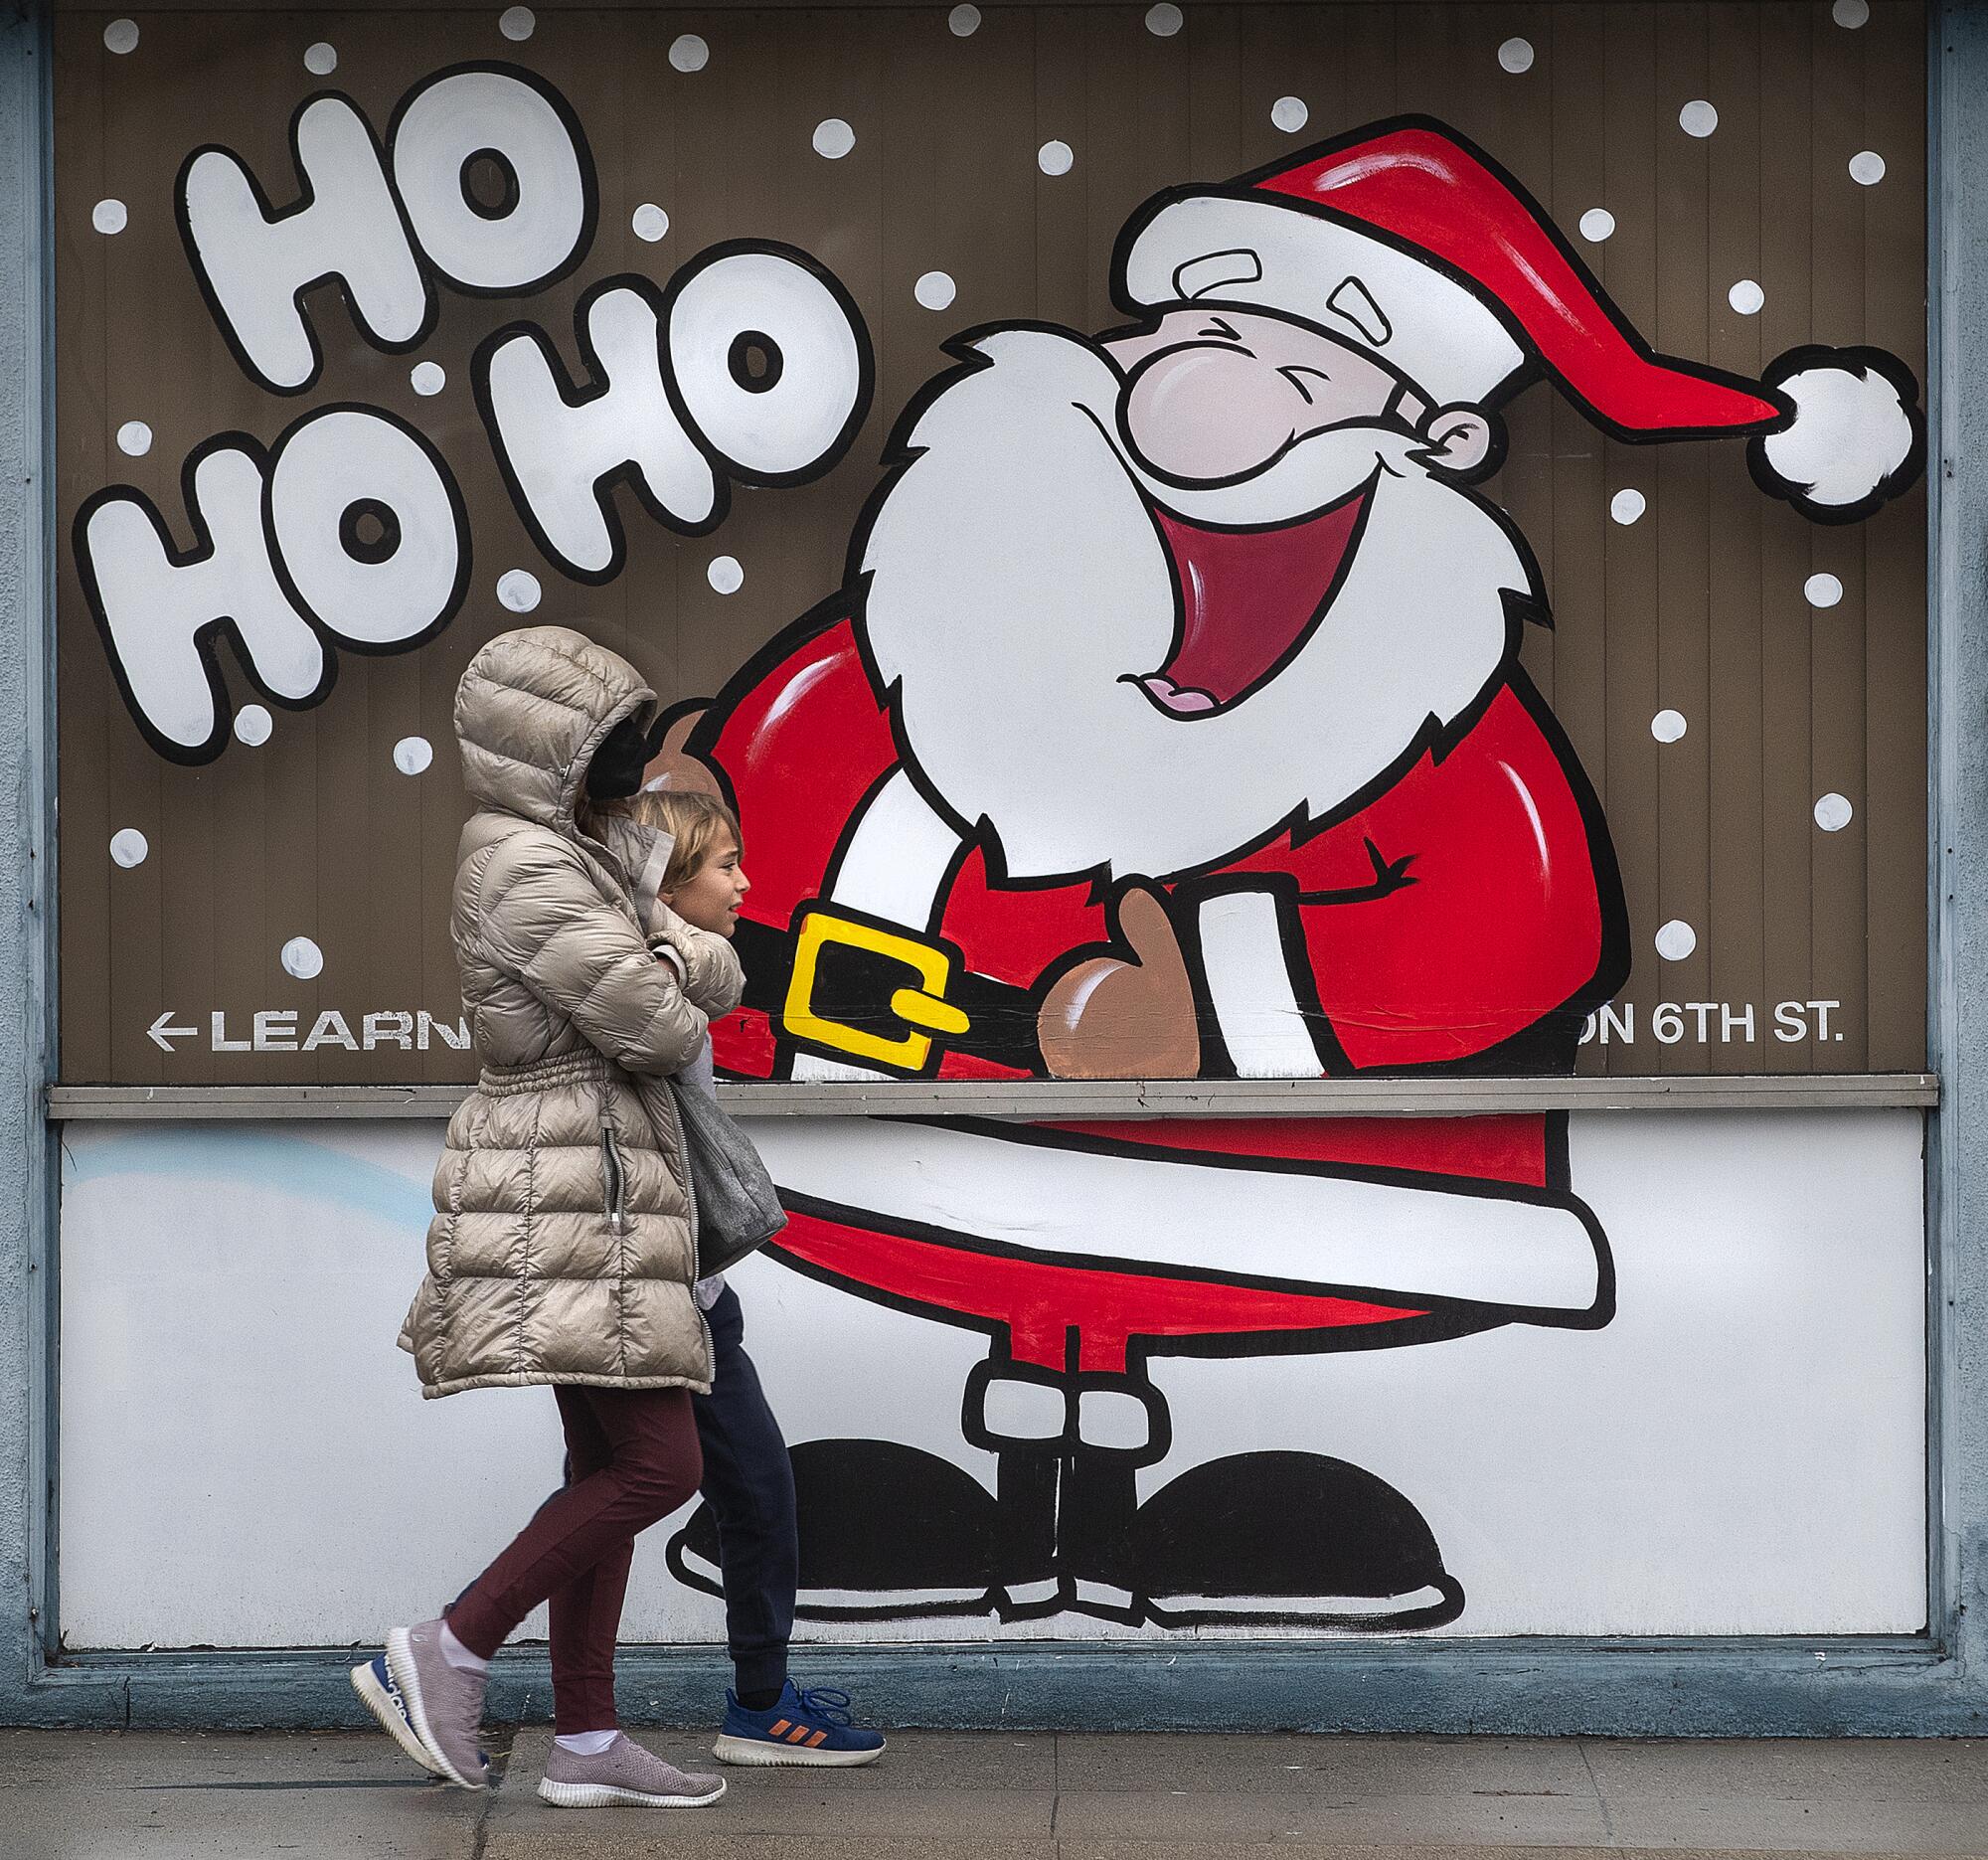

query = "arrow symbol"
[148,1011,198,1053]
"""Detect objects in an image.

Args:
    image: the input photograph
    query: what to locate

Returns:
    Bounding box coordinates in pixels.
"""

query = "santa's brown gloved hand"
[639,708,724,797]
[1038,883,1200,1080]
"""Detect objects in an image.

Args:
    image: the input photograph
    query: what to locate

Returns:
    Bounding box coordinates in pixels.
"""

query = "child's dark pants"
[691,1282,800,1702]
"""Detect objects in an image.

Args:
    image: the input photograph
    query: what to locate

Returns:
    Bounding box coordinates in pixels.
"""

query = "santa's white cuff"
[1196,888,1326,1078]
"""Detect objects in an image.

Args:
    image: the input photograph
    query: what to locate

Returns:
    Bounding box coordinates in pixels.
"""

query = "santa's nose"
[1121,343,1321,483]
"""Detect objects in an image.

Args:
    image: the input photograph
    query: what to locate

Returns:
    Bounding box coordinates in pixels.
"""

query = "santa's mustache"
[954,326,1442,529]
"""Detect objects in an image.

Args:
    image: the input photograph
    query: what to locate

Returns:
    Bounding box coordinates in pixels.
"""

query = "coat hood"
[454,625,657,831]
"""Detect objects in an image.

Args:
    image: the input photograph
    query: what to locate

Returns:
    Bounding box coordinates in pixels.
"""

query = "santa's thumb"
[1111,883,1186,974]
[641,706,723,797]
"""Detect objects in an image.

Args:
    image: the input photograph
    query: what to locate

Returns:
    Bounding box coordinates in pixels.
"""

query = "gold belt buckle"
[781,906,971,1072]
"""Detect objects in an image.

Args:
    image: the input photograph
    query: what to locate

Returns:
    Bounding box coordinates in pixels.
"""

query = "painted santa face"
[1104,306,1426,488]
[859,323,1535,883]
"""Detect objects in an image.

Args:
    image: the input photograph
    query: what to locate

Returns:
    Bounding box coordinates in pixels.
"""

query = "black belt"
[734,904,1043,1078]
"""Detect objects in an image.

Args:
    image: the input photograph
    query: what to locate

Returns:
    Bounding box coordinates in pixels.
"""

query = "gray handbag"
[649,1072,788,1277]
[626,828,786,1275]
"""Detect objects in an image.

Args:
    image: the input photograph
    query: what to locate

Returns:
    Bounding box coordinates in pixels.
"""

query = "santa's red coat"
[699,612,1618,1370]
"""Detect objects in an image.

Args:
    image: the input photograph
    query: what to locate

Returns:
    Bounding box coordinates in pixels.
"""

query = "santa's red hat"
[1114,116,1921,522]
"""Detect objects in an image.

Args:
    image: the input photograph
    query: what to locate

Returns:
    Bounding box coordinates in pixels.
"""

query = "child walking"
[352,625,743,1808]
[591,785,886,1768]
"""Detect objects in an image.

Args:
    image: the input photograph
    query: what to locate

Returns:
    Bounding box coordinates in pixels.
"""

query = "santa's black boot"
[1126,1449,1466,1629]
[668,1437,1042,1623]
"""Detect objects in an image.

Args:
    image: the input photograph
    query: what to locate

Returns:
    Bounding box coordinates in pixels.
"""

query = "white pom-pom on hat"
[1750,346,1922,522]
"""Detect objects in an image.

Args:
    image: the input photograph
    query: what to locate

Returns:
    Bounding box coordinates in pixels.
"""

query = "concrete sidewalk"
[3,1725,1987,1859]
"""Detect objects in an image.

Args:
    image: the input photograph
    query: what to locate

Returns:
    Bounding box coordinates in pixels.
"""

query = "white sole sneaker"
[712,1734,884,1768]
[349,1657,442,1777]
[538,1775,728,1808]
[384,1625,487,1792]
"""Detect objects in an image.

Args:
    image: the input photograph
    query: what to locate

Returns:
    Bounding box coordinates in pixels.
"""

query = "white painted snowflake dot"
[948,4,982,37]
[116,420,152,457]
[304,42,337,76]
[393,736,434,776]
[234,705,273,748]
[92,199,127,236]
[1038,139,1075,177]
[103,19,139,54]
[1655,920,1698,962]
[631,204,670,243]
[499,6,536,43]
[1651,710,1688,745]
[1610,488,1646,525]
[1832,0,1871,27]
[1146,4,1184,37]
[1497,37,1535,75]
[1728,279,1764,316]
[281,935,325,981]
[813,118,856,160]
[410,361,446,397]
[1271,96,1309,134]
[1805,572,1845,609]
[914,269,957,311]
[669,34,709,73]
[1679,99,1719,138]
[707,555,745,595]
[109,828,149,869]
[1850,151,1887,187]
[1814,792,1854,833]
[497,569,542,613]
[1578,208,1615,244]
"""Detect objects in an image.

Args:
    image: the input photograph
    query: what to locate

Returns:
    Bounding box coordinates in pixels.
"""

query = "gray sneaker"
[538,1734,727,1809]
[383,1618,490,1790]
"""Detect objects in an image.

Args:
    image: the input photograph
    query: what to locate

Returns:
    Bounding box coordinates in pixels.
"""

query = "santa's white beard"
[860,328,1534,883]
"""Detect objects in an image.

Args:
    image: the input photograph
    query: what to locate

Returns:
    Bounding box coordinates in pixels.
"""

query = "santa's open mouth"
[1130,480,1373,718]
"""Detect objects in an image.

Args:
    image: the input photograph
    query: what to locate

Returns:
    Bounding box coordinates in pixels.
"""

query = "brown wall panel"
[54,3,1929,1084]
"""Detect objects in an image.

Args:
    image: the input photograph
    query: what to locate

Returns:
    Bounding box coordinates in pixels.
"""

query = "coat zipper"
[600,1126,627,1237]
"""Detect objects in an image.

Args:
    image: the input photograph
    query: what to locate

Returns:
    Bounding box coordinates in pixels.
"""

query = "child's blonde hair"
[602,787,742,895]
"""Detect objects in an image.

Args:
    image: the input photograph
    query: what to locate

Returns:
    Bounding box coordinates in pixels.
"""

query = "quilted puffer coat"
[399,624,742,1399]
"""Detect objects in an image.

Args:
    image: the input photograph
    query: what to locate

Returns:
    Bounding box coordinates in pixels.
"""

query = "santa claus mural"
[655,118,1923,1629]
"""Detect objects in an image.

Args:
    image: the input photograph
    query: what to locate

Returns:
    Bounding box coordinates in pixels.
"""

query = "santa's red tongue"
[1143,489,1367,716]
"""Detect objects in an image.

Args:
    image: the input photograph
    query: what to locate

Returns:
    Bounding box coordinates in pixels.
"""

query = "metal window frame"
[4,0,1985,1733]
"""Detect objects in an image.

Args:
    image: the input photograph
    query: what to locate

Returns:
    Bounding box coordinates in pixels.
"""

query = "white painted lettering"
[179,96,429,394]
[77,444,326,761]
[253,1009,299,1052]
[211,1011,252,1053]
[479,280,718,578]
[417,1010,471,1050]
[267,408,467,646]
[363,1010,414,1051]
[302,1009,360,1052]
[665,248,868,480]
[391,68,591,293]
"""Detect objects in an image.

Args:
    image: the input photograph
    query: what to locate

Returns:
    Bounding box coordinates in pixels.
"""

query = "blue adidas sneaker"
[712,1682,886,1768]
[350,1653,442,1778]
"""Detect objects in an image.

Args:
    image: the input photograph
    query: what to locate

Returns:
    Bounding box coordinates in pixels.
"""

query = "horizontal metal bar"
[46,1074,1940,1121]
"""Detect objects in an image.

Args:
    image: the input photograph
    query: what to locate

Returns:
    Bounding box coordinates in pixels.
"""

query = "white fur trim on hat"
[1756,359,1917,512]
[1121,193,1524,409]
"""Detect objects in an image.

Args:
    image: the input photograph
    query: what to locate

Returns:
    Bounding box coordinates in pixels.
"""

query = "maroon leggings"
[447,1385,703,1732]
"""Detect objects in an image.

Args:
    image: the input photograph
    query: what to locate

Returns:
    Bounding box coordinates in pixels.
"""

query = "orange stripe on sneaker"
[768,1719,790,1737]
[787,1725,812,1743]
[806,1730,829,1748]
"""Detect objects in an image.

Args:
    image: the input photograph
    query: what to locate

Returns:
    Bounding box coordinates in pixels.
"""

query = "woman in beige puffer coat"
[359,625,742,1807]
[399,622,743,1398]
